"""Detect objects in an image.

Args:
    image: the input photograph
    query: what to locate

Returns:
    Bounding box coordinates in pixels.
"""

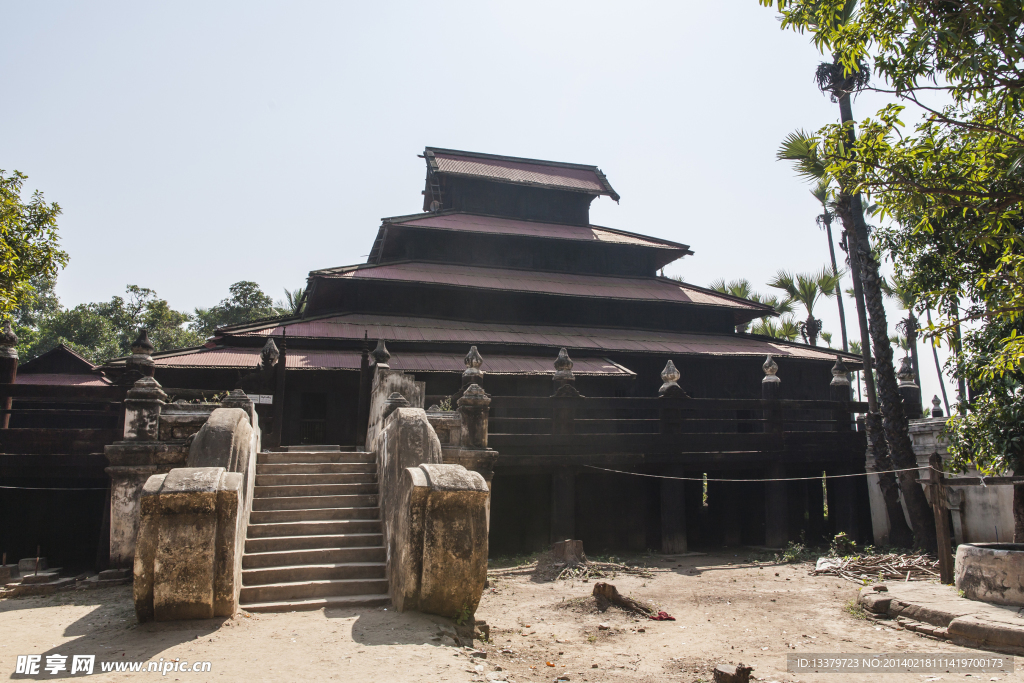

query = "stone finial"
[126,376,168,402]
[554,348,574,382]
[131,329,154,356]
[897,356,917,387]
[260,338,280,368]
[462,346,483,386]
[658,360,687,397]
[382,391,410,420]
[762,354,780,383]
[126,328,155,378]
[372,339,391,366]
[931,395,943,418]
[830,355,851,386]
[0,320,17,359]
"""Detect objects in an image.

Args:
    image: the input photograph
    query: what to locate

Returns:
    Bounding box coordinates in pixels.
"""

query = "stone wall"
[133,405,259,622]
[366,367,425,450]
[867,417,1014,546]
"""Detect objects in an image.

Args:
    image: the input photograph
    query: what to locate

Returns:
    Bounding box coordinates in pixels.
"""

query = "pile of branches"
[555,561,654,582]
[812,552,939,584]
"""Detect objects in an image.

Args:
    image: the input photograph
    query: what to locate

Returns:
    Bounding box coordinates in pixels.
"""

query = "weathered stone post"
[126,329,156,379]
[372,338,391,370]
[459,384,490,450]
[105,377,170,568]
[931,395,944,418]
[762,355,787,548]
[462,346,483,392]
[356,332,371,450]
[898,356,923,419]
[0,320,18,429]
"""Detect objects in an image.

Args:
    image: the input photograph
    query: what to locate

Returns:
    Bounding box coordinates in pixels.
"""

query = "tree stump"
[552,539,587,565]
[592,582,652,614]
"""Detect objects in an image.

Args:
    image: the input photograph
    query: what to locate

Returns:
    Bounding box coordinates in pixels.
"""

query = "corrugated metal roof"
[150,347,633,375]
[426,148,619,200]
[317,261,766,311]
[16,374,111,386]
[235,313,851,363]
[387,213,686,250]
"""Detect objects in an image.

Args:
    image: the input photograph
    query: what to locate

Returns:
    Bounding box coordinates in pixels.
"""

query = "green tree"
[750,316,802,341]
[767,268,841,346]
[0,170,68,317]
[281,287,306,316]
[769,0,927,550]
[192,281,281,337]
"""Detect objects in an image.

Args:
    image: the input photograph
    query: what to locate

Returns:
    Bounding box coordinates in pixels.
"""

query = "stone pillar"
[106,377,174,569]
[897,356,923,419]
[0,320,18,429]
[551,348,581,398]
[458,384,490,450]
[660,472,687,553]
[550,469,575,543]
[462,346,483,391]
[930,395,944,418]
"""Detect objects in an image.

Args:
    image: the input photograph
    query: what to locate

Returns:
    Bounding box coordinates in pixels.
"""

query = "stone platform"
[859,581,1024,655]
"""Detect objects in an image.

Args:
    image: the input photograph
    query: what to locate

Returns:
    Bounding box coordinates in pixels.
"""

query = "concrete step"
[282,445,342,452]
[249,506,380,524]
[247,519,381,539]
[254,472,377,487]
[255,462,376,475]
[258,451,373,465]
[243,562,386,586]
[253,482,378,498]
[239,577,390,603]
[244,533,384,553]
[251,494,377,511]
[241,593,390,613]
[243,546,386,569]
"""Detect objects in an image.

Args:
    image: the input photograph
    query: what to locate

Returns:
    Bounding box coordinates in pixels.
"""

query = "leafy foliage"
[760,0,1024,473]
[191,281,282,337]
[0,171,68,318]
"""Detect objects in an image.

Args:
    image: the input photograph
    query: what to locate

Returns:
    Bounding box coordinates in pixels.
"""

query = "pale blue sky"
[1,1,954,406]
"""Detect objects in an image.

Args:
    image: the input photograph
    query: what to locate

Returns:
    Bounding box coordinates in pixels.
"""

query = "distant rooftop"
[424,147,620,201]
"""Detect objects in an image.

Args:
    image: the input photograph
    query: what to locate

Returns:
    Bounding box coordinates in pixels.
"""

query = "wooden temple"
[25,147,870,559]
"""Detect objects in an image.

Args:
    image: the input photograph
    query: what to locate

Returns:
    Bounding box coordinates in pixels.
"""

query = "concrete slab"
[859,581,1024,654]
[18,557,47,573]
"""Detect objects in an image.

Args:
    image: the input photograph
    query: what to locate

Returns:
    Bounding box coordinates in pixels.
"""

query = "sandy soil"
[1,551,1020,682]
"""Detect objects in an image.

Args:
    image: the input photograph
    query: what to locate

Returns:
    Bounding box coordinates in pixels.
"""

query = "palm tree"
[709,279,795,333]
[776,2,929,551]
[850,340,863,401]
[811,179,850,352]
[821,331,834,348]
[750,317,801,342]
[767,268,840,346]
[282,287,306,316]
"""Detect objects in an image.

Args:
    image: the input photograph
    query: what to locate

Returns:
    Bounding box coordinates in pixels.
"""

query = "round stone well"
[955,543,1024,606]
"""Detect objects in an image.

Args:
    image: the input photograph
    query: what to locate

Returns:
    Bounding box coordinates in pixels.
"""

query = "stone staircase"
[239,449,390,612]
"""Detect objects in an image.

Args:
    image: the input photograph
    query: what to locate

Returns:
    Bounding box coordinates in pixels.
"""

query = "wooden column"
[355,333,371,450]
[0,321,17,429]
[929,453,955,584]
[762,355,787,547]
[831,465,860,539]
[550,469,576,544]
[271,337,287,448]
[660,472,687,553]
[807,471,826,544]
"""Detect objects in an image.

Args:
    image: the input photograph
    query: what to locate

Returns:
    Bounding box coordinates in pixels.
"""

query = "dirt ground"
[2,550,1021,682]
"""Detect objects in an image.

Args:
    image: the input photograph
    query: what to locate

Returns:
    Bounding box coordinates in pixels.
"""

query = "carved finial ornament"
[463,346,484,385]
[658,359,688,397]
[830,355,850,386]
[553,348,574,381]
[260,338,280,367]
[897,356,917,387]
[0,320,17,359]
[762,354,780,383]
[131,328,154,356]
[372,339,391,365]
[931,395,943,418]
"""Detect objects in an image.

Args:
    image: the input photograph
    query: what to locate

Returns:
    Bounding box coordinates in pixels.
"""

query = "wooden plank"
[0,428,119,455]
[490,395,869,412]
